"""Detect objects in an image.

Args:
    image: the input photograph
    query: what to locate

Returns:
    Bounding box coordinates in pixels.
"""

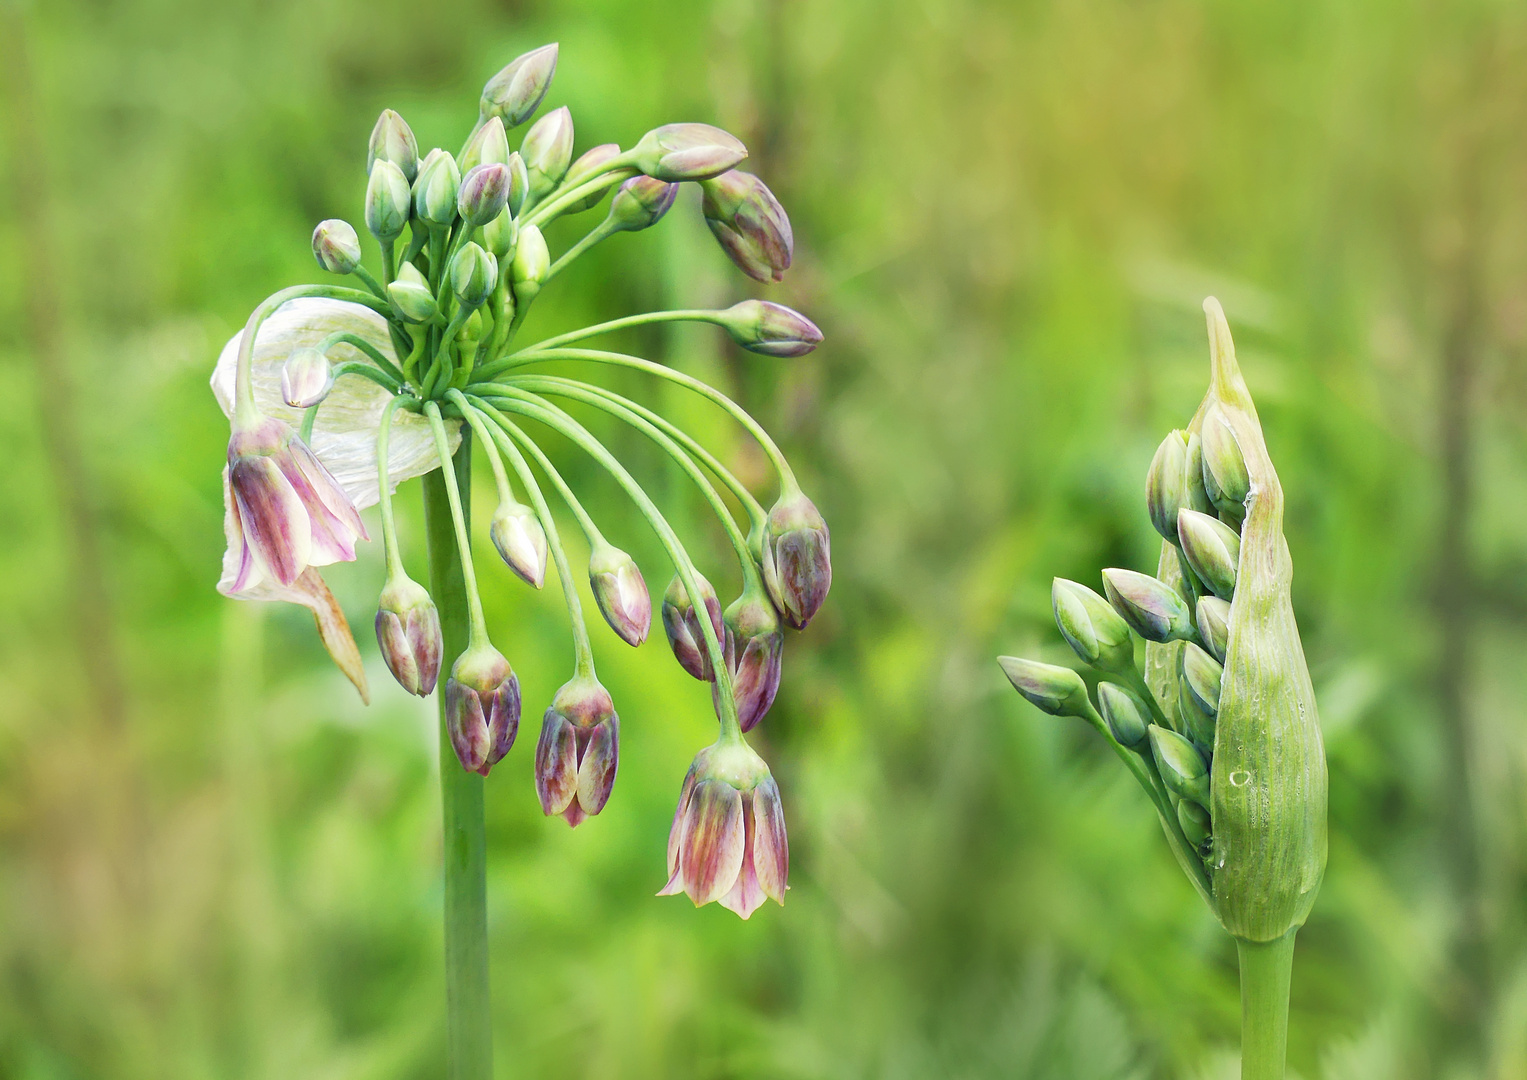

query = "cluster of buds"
[212,44,827,918]
[998,299,1326,949]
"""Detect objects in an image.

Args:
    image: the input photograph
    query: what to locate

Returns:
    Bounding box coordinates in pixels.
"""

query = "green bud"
[461,116,511,173]
[511,224,549,302]
[1177,508,1240,601]
[368,109,419,182]
[458,306,486,344]
[562,143,624,212]
[480,43,559,129]
[1183,431,1214,516]
[1201,403,1251,520]
[1196,595,1231,663]
[312,219,361,274]
[451,242,497,308]
[997,656,1093,719]
[1176,642,1220,750]
[364,159,411,243]
[457,163,511,227]
[630,123,747,181]
[1178,799,1212,848]
[520,105,574,202]
[1052,577,1134,674]
[506,152,530,216]
[481,207,517,260]
[1100,567,1195,643]
[1097,682,1151,750]
[387,262,437,323]
[1149,724,1209,807]
[607,175,678,232]
[714,299,823,357]
[413,151,461,228]
[1146,430,1189,544]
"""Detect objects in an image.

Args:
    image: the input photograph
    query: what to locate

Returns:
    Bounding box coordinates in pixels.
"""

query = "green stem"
[376,395,407,579]
[1237,930,1297,1080]
[319,330,407,384]
[545,219,617,281]
[422,437,493,1080]
[524,166,635,228]
[512,309,726,355]
[424,403,489,645]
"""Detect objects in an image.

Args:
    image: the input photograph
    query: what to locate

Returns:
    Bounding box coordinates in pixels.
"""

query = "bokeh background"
[3,0,1527,1076]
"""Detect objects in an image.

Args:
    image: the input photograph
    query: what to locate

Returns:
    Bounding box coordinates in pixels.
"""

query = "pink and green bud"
[1100,567,1195,643]
[997,656,1093,718]
[759,489,831,629]
[367,108,419,182]
[1149,724,1209,807]
[445,643,521,775]
[1096,681,1151,750]
[520,105,574,202]
[660,739,787,919]
[479,43,559,129]
[534,676,619,826]
[460,115,511,174]
[451,241,498,308]
[311,219,361,275]
[607,175,678,232]
[1176,508,1240,601]
[1051,577,1134,674]
[375,574,442,697]
[1145,430,1190,544]
[700,170,793,283]
[489,501,547,588]
[280,346,334,409]
[589,543,650,646]
[631,123,747,181]
[387,261,437,323]
[457,163,511,228]
[716,299,822,357]
[1195,595,1230,663]
[662,572,724,681]
[413,151,461,227]
[562,143,624,212]
[1200,404,1250,519]
[364,159,412,243]
[714,589,784,733]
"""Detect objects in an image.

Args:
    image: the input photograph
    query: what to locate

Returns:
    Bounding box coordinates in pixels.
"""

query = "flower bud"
[1052,577,1134,674]
[1149,724,1209,807]
[1179,799,1212,848]
[662,572,724,681]
[506,152,530,216]
[1200,403,1251,519]
[535,675,619,826]
[489,501,547,588]
[312,219,361,275]
[374,574,443,697]
[700,170,793,283]
[998,656,1093,719]
[562,143,623,212]
[607,175,678,232]
[363,159,412,244]
[715,589,784,732]
[715,299,823,358]
[1177,508,1240,601]
[451,242,498,309]
[460,116,511,173]
[481,207,517,260]
[480,43,559,129]
[660,739,787,919]
[520,105,574,202]
[445,643,521,775]
[457,163,511,228]
[1097,681,1151,750]
[1100,568,1196,643]
[1196,595,1230,663]
[367,109,419,182]
[759,488,831,629]
[1183,430,1214,517]
[1146,430,1190,544]
[413,151,461,228]
[280,346,334,409]
[631,123,747,181]
[1177,641,1220,750]
[387,261,438,323]
[510,223,549,303]
[589,542,650,646]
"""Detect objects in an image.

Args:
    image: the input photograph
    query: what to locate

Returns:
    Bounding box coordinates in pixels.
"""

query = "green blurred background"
[3,0,1527,1076]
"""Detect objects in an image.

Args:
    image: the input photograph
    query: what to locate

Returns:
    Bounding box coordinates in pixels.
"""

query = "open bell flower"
[660,738,787,919]
[534,676,619,826]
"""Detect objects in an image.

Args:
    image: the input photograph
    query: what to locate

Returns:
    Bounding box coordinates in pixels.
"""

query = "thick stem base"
[1236,929,1297,1080]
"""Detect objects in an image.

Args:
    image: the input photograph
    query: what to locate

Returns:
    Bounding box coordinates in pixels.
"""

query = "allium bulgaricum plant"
[998,301,1326,1080]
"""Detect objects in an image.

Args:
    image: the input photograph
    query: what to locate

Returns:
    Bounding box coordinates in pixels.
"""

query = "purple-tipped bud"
[759,489,831,629]
[445,643,521,775]
[562,143,624,212]
[607,175,679,232]
[387,261,438,324]
[375,575,442,697]
[1100,568,1196,643]
[367,109,419,182]
[280,346,334,409]
[312,219,361,275]
[998,656,1093,718]
[413,151,461,227]
[1177,508,1241,601]
[451,241,498,308]
[715,299,822,357]
[662,572,724,681]
[589,543,650,646]
[365,159,412,244]
[1051,577,1133,674]
[714,589,784,732]
[480,43,559,129]
[700,170,793,283]
[457,163,511,228]
[520,105,574,202]
[489,502,547,588]
[460,116,511,173]
[631,123,747,181]
[535,676,619,826]
[660,739,787,919]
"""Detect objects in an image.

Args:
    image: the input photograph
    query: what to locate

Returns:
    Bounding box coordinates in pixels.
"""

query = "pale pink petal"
[751,778,789,904]
[534,713,578,815]
[680,780,745,906]
[574,715,618,816]
[718,798,765,918]
[230,455,311,587]
[666,767,698,878]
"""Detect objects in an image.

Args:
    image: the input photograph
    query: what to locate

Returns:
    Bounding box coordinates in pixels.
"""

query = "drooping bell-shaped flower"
[589,542,650,646]
[759,487,831,629]
[534,675,619,826]
[375,574,443,697]
[713,587,784,732]
[445,642,521,775]
[660,738,787,919]
[489,501,548,588]
[699,170,793,283]
[661,572,724,681]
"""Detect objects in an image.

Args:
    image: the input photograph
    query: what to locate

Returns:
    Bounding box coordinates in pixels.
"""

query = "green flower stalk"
[998,298,1327,1080]
[210,41,828,1080]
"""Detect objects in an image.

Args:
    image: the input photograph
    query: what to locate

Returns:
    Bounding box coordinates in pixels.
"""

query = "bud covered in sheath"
[535,675,619,826]
[1196,595,1231,663]
[374,574,443,697]
[1097,681,1151,750]
[451,242,498,308]
[1100,568,1195,643]
[365,159,412,243]
[715,588,784,733]
[630,123,747,181]
[457,163,512,227]
[607,175,679,232]
[520,105,574,202]
[759,488,831,628]
[1200,403,1251,520]
[510,223,549,304]
[700,170,793,283]
[998,656,1093,719]
[312,219,361,274]
[1146,430,1190,544]
[367,109,419,182]
[1183,431,1214,517]
[280,346,334,409]
[562,143,624,212]
[1179,799,1212,848]
[1177,508,1241,601]
[1149,724,1209,807]
[490,501,547,588]
[413,151,461,228]
[445,642,521,775]
[387,261,437,323]
[460,116,511,174]
[663,572,724,681]
[1177,641,1221,750]
[1052,577,1134,674]
[480,43,559,129]
[589,542,651,646]
[715,299,823,358]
